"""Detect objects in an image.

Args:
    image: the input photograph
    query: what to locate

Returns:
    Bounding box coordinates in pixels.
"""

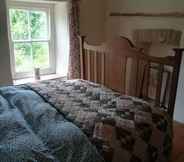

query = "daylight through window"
[8,2,55,79]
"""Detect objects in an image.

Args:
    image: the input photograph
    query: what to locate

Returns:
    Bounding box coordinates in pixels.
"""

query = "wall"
[54,0,106,76]
[54,0,107,76]
[0,0,13,86]
[80,0,106,44]
[106,0,184,122]
[106,0,184,42]
[55,1,69,76]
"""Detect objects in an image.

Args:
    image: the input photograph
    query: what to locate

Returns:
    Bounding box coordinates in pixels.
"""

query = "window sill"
[13,74,66,85]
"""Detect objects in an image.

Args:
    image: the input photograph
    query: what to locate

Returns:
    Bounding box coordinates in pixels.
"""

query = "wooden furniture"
[79,36,184,118]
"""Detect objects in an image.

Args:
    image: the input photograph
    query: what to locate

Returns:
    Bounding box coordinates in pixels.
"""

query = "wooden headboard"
[79,36,184,118]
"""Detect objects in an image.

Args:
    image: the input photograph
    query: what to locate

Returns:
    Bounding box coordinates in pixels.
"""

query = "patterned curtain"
[68,0,81,79]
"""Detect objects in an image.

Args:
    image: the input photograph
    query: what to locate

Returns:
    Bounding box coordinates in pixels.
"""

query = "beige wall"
[107,0,184,13]
[0,0,13,86]
[106,0,184,122]
[80,0,106,44]
[106,0,184,42]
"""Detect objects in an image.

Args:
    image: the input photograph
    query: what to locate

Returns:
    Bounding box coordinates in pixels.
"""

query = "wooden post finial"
[173,48,184,54]
[79,35,86,79]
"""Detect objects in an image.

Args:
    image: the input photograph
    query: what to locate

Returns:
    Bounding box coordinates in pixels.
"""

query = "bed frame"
[79,36,184,118]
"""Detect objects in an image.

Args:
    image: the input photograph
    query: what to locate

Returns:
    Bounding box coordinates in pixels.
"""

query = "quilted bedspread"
[26,79,173,162]
[0,86,103,162]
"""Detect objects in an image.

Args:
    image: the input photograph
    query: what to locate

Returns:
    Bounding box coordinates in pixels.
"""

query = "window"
[8,2,55,79]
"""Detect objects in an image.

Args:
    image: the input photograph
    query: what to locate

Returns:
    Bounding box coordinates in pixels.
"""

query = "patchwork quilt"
[26,78,173,162]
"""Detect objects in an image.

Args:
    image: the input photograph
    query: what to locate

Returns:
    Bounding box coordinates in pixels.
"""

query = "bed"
[0,36,183,162]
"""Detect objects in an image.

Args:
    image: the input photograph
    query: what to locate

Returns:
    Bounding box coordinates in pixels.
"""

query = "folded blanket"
[0,86,104,162]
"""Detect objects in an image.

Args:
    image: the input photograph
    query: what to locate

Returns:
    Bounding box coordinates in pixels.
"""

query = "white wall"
[55,2,69,76]
[0,0,13,86]
[106,0,184,122]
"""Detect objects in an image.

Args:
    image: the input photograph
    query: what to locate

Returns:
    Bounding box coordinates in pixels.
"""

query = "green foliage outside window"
[9,9,50,73]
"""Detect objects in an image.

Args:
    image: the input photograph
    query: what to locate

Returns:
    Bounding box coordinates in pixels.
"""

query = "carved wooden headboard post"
[168,48,184,117]
[79,35,86,79]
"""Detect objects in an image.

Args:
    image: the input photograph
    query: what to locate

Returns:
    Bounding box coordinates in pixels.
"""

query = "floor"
[172,122,184,162]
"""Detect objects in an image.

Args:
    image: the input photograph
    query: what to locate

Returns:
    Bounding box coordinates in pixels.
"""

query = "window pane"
[32,42,50,69]
[14,43,32,73]
[9,9,29,40]
[30,11,48,40]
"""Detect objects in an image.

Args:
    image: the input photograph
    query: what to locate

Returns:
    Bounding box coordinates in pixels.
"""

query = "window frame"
[7,1,56,79]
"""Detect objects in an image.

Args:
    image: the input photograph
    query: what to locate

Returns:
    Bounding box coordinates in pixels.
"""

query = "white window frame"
[7,1,56,79]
